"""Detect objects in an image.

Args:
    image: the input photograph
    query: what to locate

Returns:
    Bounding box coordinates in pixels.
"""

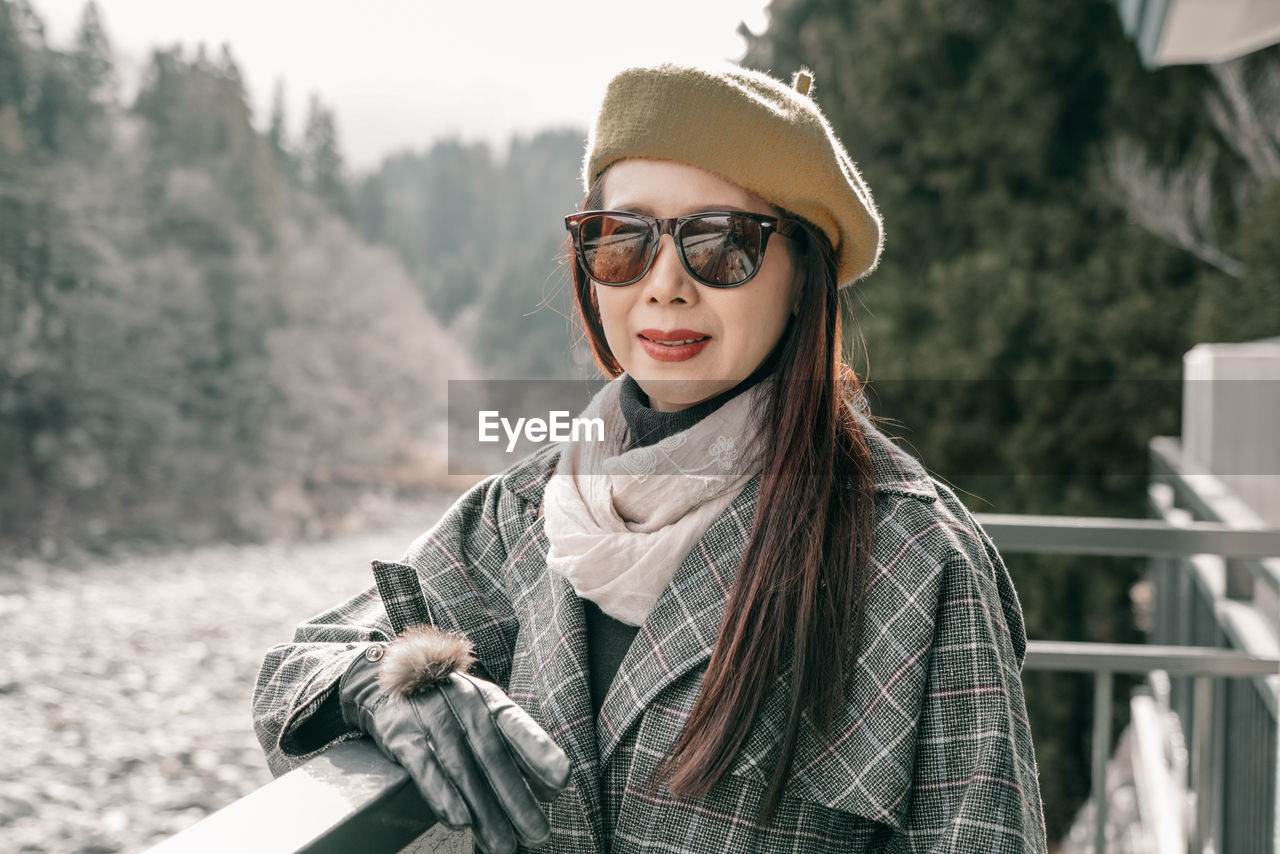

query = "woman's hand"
[339,650,571,853]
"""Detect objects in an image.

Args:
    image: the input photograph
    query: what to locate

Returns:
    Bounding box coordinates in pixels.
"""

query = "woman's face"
[595,158,802,412]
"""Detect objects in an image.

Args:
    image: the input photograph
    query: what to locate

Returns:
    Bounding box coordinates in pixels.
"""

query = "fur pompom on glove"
[377,624,478,695]
[339,627,571,854]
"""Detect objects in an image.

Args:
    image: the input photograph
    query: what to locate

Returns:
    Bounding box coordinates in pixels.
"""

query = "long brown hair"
[569,170,878,827]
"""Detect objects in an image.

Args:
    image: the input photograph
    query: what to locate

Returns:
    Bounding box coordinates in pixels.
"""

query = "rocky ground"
[0,491,463,854]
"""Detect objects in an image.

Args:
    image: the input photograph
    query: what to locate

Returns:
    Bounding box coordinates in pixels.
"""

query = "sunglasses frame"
[564,209,798,288]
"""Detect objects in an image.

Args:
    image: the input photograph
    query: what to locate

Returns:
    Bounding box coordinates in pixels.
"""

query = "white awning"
[1116,0,1280,67]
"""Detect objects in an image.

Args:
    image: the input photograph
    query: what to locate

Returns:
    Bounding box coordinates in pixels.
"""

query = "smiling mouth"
[641,335,711,346]
[636,330,712,362]
[639,328,712,344]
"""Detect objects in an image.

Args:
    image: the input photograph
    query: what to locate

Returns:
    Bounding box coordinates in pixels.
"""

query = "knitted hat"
[583,62,883,287]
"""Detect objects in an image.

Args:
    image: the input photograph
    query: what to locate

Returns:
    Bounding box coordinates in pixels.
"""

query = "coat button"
[365,643,386,662]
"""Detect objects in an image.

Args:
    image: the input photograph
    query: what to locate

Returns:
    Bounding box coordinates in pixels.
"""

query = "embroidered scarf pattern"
[543,376,768,626]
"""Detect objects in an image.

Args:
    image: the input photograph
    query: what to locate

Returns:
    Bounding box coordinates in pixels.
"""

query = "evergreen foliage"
[354,128,585,378]
[0,1,473,551]
[70,1,112,104]
[301,92,351,218]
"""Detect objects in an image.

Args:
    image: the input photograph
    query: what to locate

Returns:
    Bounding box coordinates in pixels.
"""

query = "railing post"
[1225,558,1254,600]
[1094,669,1113,854]
[1189,674,1222,854]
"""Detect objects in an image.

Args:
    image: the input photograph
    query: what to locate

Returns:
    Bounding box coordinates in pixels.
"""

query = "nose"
[639,234,697,304]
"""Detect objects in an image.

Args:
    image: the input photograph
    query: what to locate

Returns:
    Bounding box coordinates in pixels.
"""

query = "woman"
[253,62,1048,853]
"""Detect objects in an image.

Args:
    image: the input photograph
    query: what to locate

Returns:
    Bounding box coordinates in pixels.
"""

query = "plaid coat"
[253,417,1048,853]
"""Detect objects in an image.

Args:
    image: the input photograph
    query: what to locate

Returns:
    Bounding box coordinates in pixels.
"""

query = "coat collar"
[858,410,939,503]
[502,415,939,845]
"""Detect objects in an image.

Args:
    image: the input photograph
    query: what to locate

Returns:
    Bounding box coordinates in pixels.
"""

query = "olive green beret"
[583,62,883,287]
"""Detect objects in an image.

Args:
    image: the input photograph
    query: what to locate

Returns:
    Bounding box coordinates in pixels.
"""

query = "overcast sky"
[32,0,774,172]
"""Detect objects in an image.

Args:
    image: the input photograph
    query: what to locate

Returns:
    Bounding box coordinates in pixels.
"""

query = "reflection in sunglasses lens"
[583,215,649,283]
[681,215,759,285]
[579,213,764,286]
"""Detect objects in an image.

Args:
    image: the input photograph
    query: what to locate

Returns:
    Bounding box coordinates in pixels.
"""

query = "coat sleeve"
[251,471,524,778]
[885,524,1049,853]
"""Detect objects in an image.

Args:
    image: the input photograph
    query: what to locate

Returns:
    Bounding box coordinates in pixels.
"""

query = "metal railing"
[989,509,1280,854]
[1022,644,1276,854]
[143,512,1280,854]
[1145,438,1280,854]
[141,738,438,854]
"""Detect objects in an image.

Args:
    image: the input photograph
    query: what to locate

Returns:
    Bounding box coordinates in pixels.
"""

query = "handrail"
[975,512,1280,558]
[141,739,436,854]
[1023,640,1280,676]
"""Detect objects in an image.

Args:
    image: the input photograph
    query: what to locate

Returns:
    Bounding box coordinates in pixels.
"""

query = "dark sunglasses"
[564,210,798,288]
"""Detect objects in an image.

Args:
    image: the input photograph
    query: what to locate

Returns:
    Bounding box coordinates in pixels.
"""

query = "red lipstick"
[637,328,711,362]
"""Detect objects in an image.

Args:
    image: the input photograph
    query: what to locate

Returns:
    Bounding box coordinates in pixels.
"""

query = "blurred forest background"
[2,0,1279,847]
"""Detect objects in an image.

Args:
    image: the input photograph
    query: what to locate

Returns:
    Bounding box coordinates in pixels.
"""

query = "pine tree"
[217,42,242,90]
[0,1,27,110]
[301,92,350,217]
[0,0,29,164]
[267,77,286,153]
[71,1,113,106]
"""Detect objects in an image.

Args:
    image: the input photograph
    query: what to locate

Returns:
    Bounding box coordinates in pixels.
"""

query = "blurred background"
[1,0,1278,851]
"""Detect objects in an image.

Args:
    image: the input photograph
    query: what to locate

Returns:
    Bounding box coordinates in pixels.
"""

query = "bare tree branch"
[1104,138,1246,278]
[1104,54,1280,280]
[1206,58,1280,182]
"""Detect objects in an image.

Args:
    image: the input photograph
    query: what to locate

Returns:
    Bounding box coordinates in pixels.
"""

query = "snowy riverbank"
[0,492,462,854]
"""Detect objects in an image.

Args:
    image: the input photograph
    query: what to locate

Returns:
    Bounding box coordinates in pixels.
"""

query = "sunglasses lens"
[573,212,769,287]
[679,214,763,287]
[578,214,652,284]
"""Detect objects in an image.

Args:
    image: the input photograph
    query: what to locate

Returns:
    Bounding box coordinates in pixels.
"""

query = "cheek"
[748,307,790,357]
[593,288,631,348]
[706,295,784,369]
[728,273,797,351]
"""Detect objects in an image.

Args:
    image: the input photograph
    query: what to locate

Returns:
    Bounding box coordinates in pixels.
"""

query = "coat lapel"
[505,514,608,853]
[596,476,759,770]
[592,416,943,830]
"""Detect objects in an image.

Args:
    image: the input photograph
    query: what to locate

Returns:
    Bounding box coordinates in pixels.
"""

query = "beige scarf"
[543,376,767,626]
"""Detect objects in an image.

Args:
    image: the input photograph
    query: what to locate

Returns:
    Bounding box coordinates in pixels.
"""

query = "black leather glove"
[339,628,571,854]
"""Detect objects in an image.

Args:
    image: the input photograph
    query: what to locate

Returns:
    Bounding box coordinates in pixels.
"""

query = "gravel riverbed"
[0,492,463,854]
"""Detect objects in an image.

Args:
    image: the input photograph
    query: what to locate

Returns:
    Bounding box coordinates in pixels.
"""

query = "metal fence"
[1142,438,1280,854]
[143,508,1280,854]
